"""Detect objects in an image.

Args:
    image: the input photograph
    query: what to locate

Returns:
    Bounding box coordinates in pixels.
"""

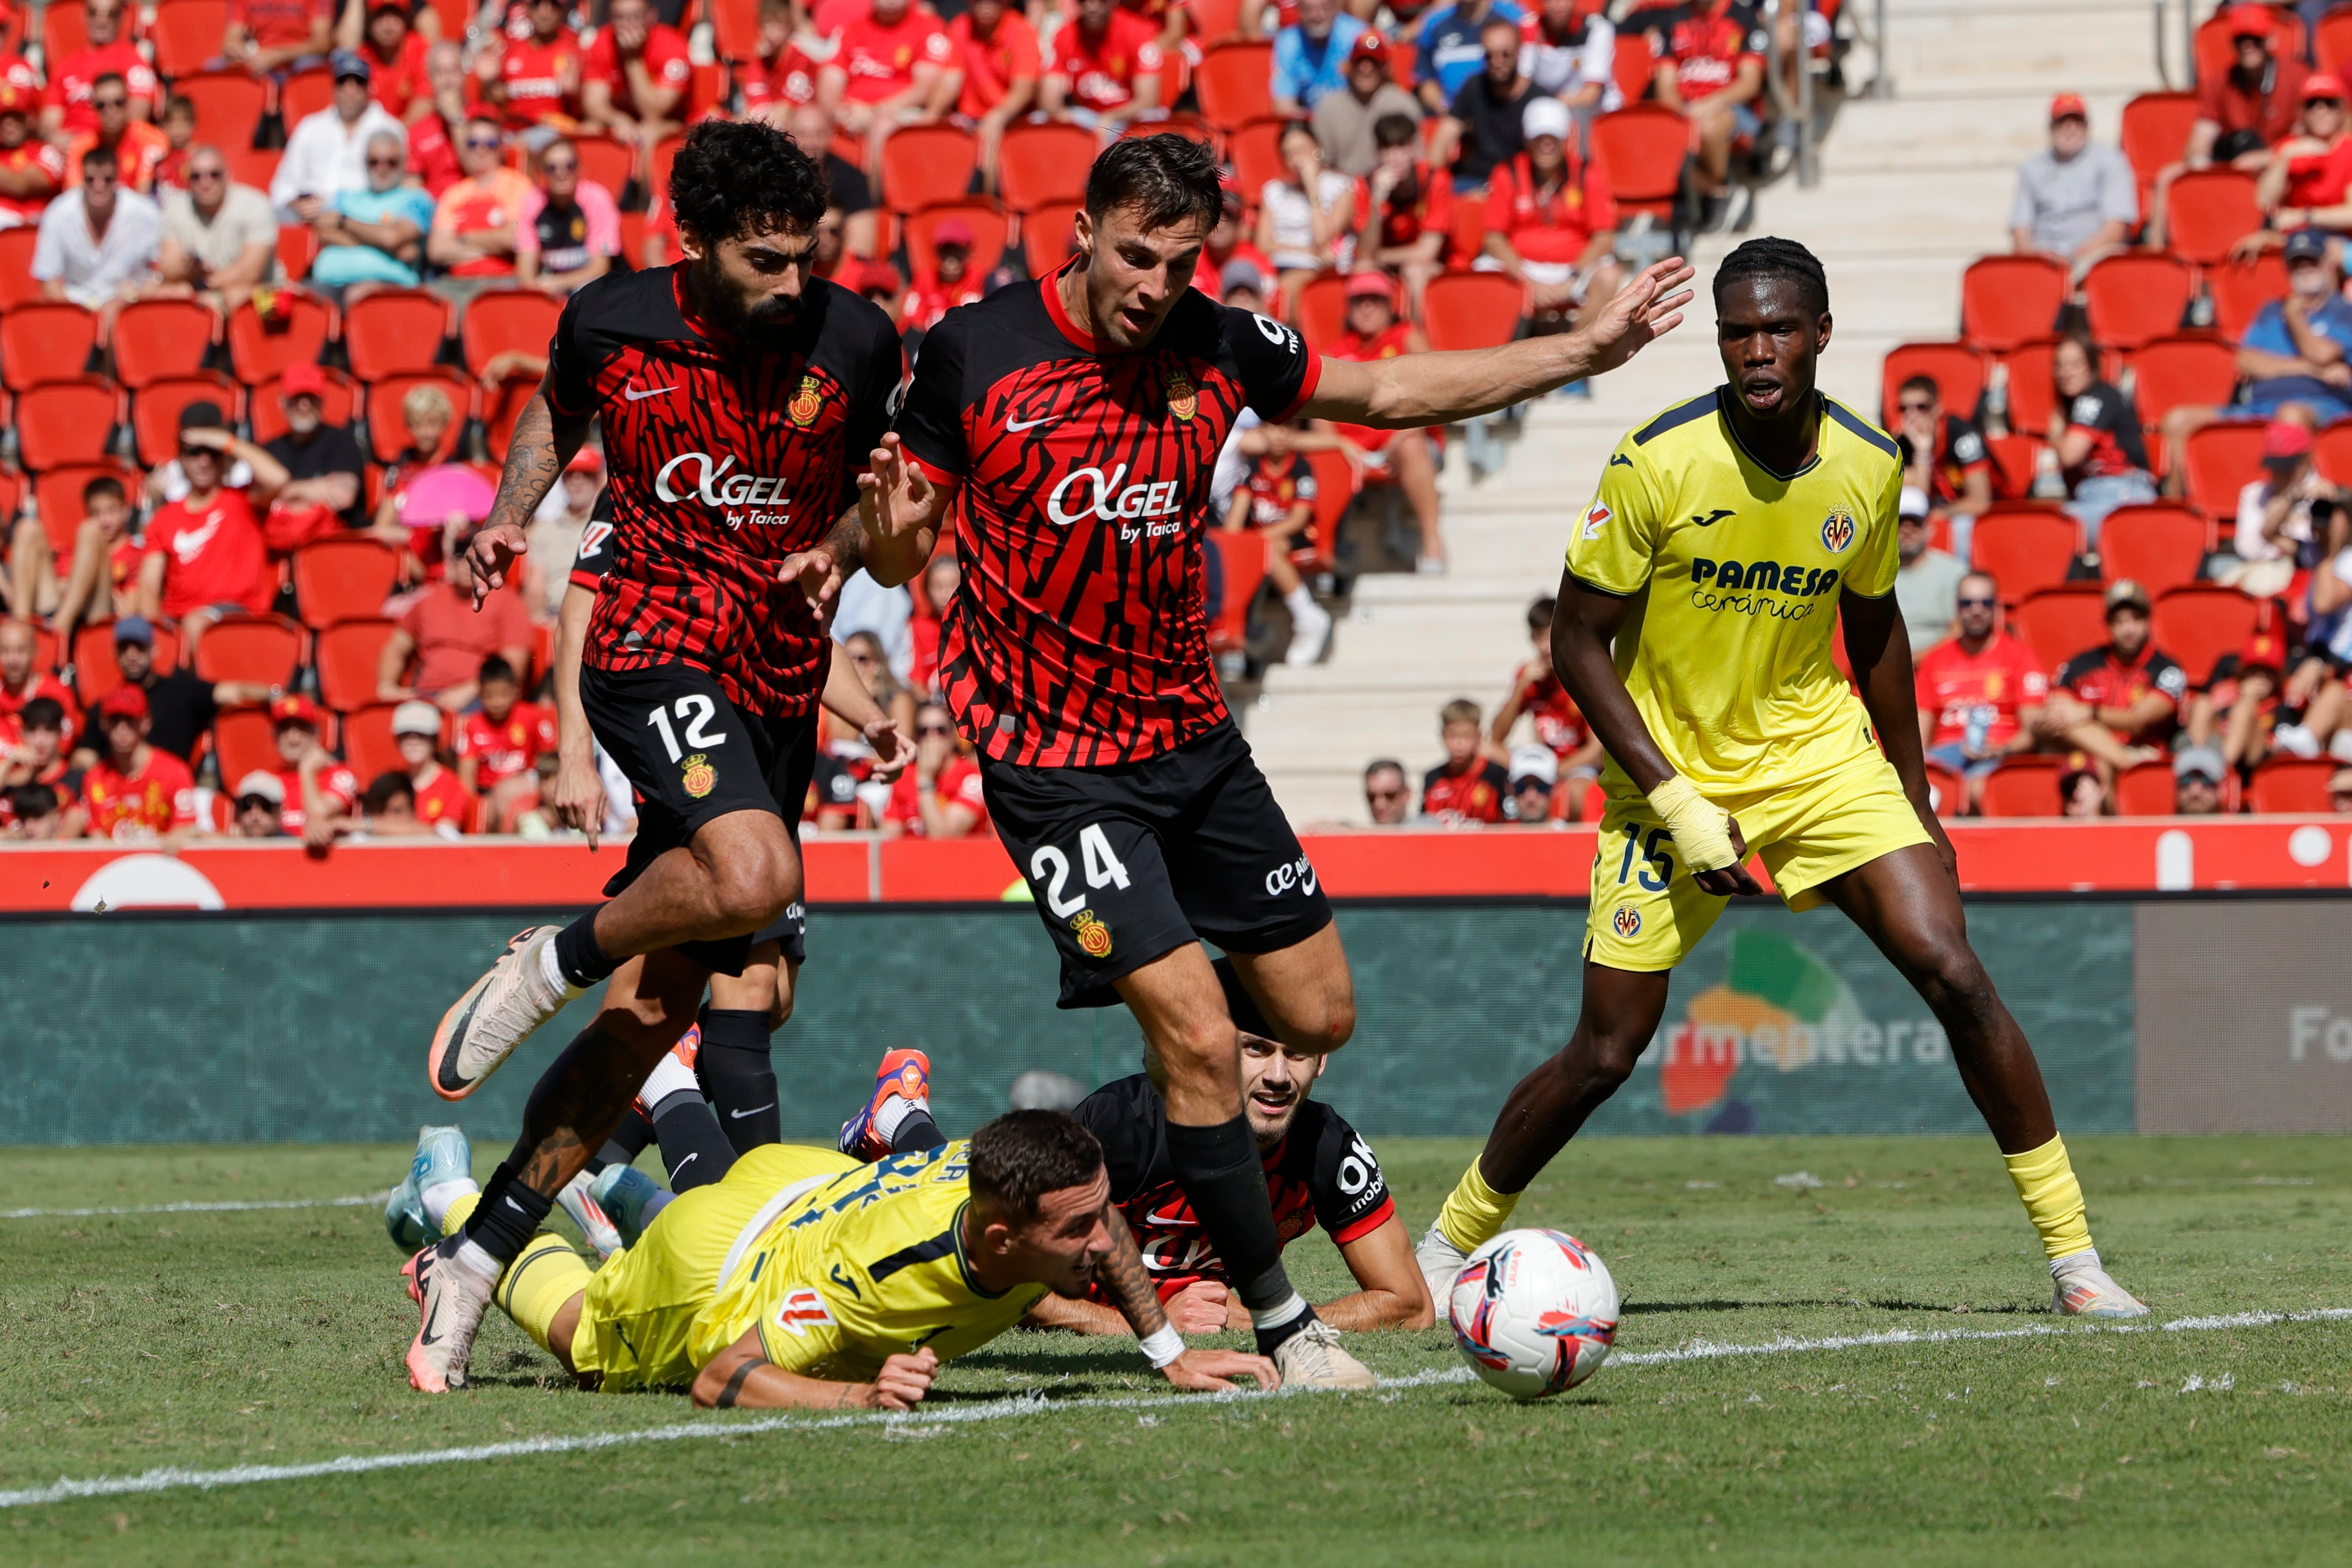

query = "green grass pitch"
[5,1133,2351,1566]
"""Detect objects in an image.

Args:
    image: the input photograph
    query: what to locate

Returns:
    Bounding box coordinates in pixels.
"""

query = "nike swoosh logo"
[625,384,677,401]
[1006,414,1057,432]
[419,1301,441,1345]
[673,1154,698,1170]
[730,1103,776,1119]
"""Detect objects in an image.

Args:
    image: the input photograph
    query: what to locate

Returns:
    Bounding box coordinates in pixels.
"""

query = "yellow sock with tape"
[493,1233,594,1355]
[1435,1161,1522,1253]
[2002,1134,2094,1262]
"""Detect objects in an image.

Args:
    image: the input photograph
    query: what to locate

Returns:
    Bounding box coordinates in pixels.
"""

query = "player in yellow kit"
[1418,238,2148,1320]
[412,1110,1275,1409]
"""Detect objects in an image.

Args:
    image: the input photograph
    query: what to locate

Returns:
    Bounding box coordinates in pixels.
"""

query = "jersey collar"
[950,1200,1010,1298]
[1041,256,1106,353]
[1717,385,1824,482]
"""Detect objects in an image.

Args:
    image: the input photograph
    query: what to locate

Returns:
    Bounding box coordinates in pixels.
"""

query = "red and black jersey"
[1516,668,1590,758]
[1423,759,1507,822]
[1073,1072,1394,1305]
[2055,642,2187,742]
[1896,413,1990,507]
[549,265,902,719]
[2060,382,2149,481]
[894,262,1321,767]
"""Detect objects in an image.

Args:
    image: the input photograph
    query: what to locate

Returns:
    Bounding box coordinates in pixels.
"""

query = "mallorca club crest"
[681,753,716,798]
[1820,508,1856,553]
[1164,367,1198,422]
[788,374,823,427]
[1069,909,1113,958]
[1612,905,1642,939]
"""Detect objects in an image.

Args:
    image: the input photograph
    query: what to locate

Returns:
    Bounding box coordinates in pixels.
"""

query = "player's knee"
[1910,938,1993,1021]
[707,839,795,932]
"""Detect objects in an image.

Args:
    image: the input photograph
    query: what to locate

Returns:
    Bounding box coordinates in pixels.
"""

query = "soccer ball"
[1447,1228,1620,1400]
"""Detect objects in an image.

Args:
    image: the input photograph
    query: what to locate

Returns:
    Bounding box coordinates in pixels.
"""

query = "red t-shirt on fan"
[1914,632,2048,750]
[47,44,160,136]
[948,9,1042,118]
[500,30,581,127]
[270,760,360,834]
[1046,11,1162,114]
[458,702,557,788]
[364,31,434,118]
[834,8,953,103]
[0,138,61,225]
[412,765,474,830]
[901,269,982,334]
[144,489,272,620]
[1515,668,1589,758]
[738,42,826,113]
[883,755,989,835]
[581,22,693,119]
[81,749,197,840]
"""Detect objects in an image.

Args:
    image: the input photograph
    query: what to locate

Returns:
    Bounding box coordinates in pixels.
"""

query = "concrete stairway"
[1246,0,2162,824]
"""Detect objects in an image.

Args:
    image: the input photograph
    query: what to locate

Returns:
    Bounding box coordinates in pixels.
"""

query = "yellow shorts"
[574,1143,858,1390]
[1583,755,1931,972]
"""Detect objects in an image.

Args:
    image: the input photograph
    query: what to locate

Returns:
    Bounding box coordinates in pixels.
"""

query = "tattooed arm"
[692,1330,940,1411]
[463,378,595,609]
[1095,1207,1282,1392]
[777,501,867,615]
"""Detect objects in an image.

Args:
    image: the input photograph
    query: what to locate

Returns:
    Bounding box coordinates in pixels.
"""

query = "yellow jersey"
[1565,387,1904,796]
[693,1141,1048,1379]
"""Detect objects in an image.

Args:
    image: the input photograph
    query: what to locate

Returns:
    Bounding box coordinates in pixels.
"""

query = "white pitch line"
[4,1306,2347,1512]
[0,1196,387,1221]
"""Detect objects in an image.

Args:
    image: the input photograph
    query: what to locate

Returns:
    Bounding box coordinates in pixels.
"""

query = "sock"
[460,1161,557,1269]
[1162,1114,1304,1351]
[636,1042,701,1108]
[596,1104,655,1172]
[649,1088,737,1193]
[696,1006,780,1156]
[1434,1160,1523,1254]
[2050,1247,2103,1281]
[551,911,617,991]
[2002,1134,2094,1263]
[890,1109,946,1154]
[1284,584,1319,618]
[493,1232,593,1356]
[440,1189,481,1234]
[422,1178,478,1232]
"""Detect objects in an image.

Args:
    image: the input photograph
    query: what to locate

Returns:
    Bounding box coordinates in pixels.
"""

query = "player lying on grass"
[403,1109,1275,1409]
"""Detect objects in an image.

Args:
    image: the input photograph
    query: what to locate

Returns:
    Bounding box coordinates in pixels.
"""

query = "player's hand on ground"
[862,716,909,779]
[1691,815,1763,897]
[465,522,529,609]
[856,433,937,544]
[1572,257,1696,377]
[777,544,844,614]
[867,1347,939,1411]
[1162,1279,1232,1335]
[548,746,606,850]
[1159,1346,1279,1393]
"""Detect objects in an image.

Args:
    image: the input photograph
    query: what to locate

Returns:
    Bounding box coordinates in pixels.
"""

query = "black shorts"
[981,720,1332,1009]
[580,661,814,975]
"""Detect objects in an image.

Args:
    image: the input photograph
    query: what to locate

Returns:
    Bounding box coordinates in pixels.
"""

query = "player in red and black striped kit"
[807,134,1692,1390]
[401,119,904,1395]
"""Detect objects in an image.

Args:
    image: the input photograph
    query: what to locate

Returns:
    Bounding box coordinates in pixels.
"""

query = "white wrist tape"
[1645,775,1738,874]
[1139,1326,1186,1369]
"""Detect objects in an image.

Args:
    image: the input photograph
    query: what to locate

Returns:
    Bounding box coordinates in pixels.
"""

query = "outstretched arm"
[691,1330,940,1410]
[1320,1214,1436,1331]
[1095,1206,1279,1392]
[1840,587,1956,882]
[463,380,595,607]
[1301,259,1693,429]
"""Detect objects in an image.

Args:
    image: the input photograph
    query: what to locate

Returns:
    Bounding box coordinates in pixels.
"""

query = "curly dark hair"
[1084,132,1223,234]
[967,1110,1104,1223]
[667,118,829,246]
[1713,235,1830,317]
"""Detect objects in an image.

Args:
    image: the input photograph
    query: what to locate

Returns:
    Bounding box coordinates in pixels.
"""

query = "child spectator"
[1321,273,1446,572]
[1914,571,2048,812]
[1488,595,1602,802]
[1506,743,1558,823]
[81,685,197,842]
[1257,119,1359,316]
[881,701,989,839]
[1355,112,1451,316]
[2047,334,2156,549]
[900,219,983,343]
[456,655,555,831]
[1225,421,1334,666]
[1481,95,1620,335]
[0,619,82,751]
[1423,696,1507,823]
[579,0,691,148]
[264,694,359,847]
[381,536,534,709]
[135,404,287,652]
[1893,487,1967,654]
[359,769,448,835]
[2035,580,2185,796]
[392,698,474,831]
[351,0,432,121]
[152,96,197,196]
[0,695,80,807]
[2,781,67,837]
[1363,757,1411,823]
[1893,374,1990,555]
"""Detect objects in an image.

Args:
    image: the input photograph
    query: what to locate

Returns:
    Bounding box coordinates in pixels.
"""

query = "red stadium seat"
[364,368,471,463]
[0,301,98,392]
[2206,252,2286,342]
[178,72,270,151]
[1590,104,1687,222]
[648,133,684,210]
[250,367,357,445]
[478,368,538,464]
[12,376,122,471]
[2099,503,2210,595]
[2011,586,2106,670]
[2323,7,2352,75]
[314,619,399,711]
[2127,335,2237,428]
[132,375,244,466]
[226,290,336,386]
[1611,31,1654,107]
[194,613,307,686]
[1979,757,2062,818]
[276,221,319,282]
[1881,341,1985,428]
[2119,91,2199,196]
[459,288,562,378]
[42,0,87,65]
[1960,254,2067,352]
[0,224,38,308]
[997,122,1097,213]
[1970,506,2081,597]
[110,297,219,389]
[2114,760,2178,816]
[2249,756,2337,813]
[291,538,400,629]
[879,124,979,215]
[1300,447,1355,571]
[1422,271,1525,352]
[904,203,1007,280]
[708,0,758,60]
[1923,760,1966,820]
[226,145,283,193]
[2181,421,2267,514]
[1228,117,1287,210]
[2000,338,2072,435]
[2164,170,2261,266]
[342,287,452,381]
[1023,210,1082,278]
[339,701,418,781]
[281,67,335,126]
[569,135,634,198]
[2152,585,2263,686]
[1293,272,1348,347]
[1191,0,1246,44]
[2316,417,2352,489]
[74,618,182,707]
[150,0,228,78]
[1983,432,2046,500]
[1446,187,1490,269]
[33,462,136,559]
[1204,531,1264,655]
[2082,252,2192,351]
[212,706,279,785]
[1194,41,1274,129]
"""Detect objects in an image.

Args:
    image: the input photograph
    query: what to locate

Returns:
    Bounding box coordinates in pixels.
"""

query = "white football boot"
[401,1238,500,1392]
[1272,1318,1378,1391]
[555,1170,624,1261]
[427,925,580,1101]
[2051,1253,2149,1318]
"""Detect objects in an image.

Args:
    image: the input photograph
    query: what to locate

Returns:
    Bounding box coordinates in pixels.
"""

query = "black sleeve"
[1070,1076,1159,1206]
[2054,651,2096,692]
[1216,299,1318,422]
[893,307,971,477]
[842,304,906,505]
[1481,761,1509,794]
[545,287,596,418]
[1422,762,1446,795]
[1948,418,1988,468]
[323,425,366,475]
[569,491,616,587]
[1302,1103,1394,1241]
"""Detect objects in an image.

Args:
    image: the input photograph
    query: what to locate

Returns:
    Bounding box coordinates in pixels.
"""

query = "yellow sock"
[1434,1160,1522,1253]
[2002,1134,2094,1263]
[440,1190,480,1235]
[493,1232,594,1356]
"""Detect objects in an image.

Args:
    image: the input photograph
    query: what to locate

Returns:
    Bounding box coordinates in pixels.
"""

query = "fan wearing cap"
[0,86,62,228]
[271,51,406,219]
[379,532,535,712]
[1482,94,1620,330]
[1504,742,1560,822]
[2171,744,2229,816]
[224,770,288,838]
[853,256,905,326]
[389,698,475,831]
[900,217,984,340]
[107,614,283,763]
[2034,580,2187,795]
[80,685,198,843]
[2009,92,2136,271]
[262,363,368,535]
[2237,73,2352,250]
[2233,419,2336,587]
[1320,271,1447,572]
[1892,484,1967,653]
[134,402,289,654]
[523,449,604,621]
[266,694,361,846]
[1307,32,1418,178]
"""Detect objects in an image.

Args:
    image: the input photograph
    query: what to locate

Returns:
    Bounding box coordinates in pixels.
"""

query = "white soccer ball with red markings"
[1447,1228,1620,1401]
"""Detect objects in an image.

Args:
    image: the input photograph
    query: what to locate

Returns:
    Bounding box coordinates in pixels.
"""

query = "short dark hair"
[1364,757,1405,781]
[1372,112,1419,150]
[668,118,828,246]
[967,1110,1104,1224]
[81,143,117,176]
[19,695,63,733]
[478,654,517,686]
[163,94,196,121]
[8,782,57,820]
[1899,373,1940,401]
[1526,595,1555,633]
[1714,236,1829,317]
[83,475,125,508]
[1084,133,1222,234]
[91,71,125,94]
[364,771,416,814]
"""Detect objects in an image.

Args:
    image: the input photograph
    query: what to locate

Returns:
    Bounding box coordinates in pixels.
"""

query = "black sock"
[552,911,617,991]
[890,1109,946,1154]
[460,1162,556,1268]
[1162,1114,1303,1349]
[649,1088,737,1193]
[696,1006,779,1156]
[596,1104,656,1172]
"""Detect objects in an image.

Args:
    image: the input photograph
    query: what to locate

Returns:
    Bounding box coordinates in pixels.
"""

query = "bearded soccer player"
[402,118,904,1393]
[793,133,1691,1390]
[1417,237,2147,1320]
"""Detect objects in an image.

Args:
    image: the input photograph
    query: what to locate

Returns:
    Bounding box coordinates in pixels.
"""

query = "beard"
[694,253,803,343]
